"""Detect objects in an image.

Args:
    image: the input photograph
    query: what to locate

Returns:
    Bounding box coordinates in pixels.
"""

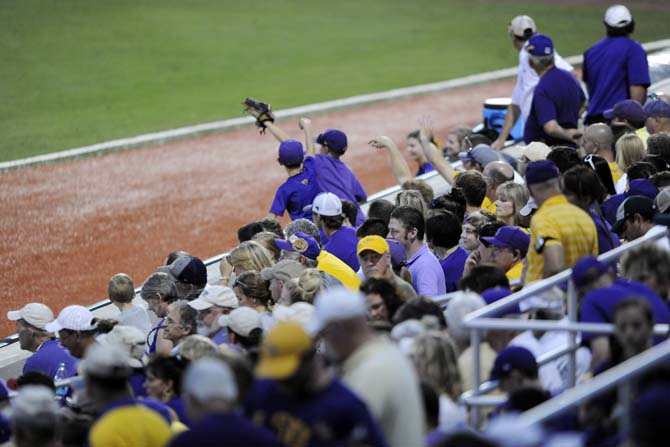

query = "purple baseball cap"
[625,179,659,201]
[278,139,305,165]
[160,255,207,286]
[458,144,501,167]
[525,159,559,185]
[604,99,646,128]
[526,33,554,56]
[644,100,670,118]
[482,226,531,258]
[571,256,609,288]
[316,129,348,154]
[275,232,321,260]
[490,346,538,381]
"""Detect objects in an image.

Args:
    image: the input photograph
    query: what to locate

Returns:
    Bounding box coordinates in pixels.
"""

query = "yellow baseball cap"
[356,235,389,256]
[255,322,313,380]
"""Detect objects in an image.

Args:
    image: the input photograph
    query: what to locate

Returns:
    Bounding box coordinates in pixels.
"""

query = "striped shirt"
[526,195,598,282]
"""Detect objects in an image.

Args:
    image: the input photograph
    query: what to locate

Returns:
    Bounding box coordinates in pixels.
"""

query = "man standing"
[583,5,650,124]
[357,235,417,301]
[7,303,77,378]
[525,160,598,282]
[493,15,573,149]
[312,192,360,271]
[523,34,585,147]
[310,287,424,446]
[388,206,446,297]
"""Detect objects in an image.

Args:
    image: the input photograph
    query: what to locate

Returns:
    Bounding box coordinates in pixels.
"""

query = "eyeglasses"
[463,136,474,151]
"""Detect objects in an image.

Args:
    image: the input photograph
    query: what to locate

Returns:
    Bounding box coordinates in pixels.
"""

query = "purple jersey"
[313,155,367,225]
[245,378,387,447]
[440,246,469,293]
[23,338,78,379]
[270,157,321,221]
[168,412,277,447]
[583,36,650,120]
[524,67,585,147]
[416,162,434,177]
[323,226,360,272]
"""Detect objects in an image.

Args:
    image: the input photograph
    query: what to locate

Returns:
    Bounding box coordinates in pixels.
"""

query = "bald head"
[583,123,614,155]
[483,161,515,188]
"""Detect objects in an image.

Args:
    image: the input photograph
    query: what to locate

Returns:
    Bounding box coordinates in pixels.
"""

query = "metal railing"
[458,225,669,427]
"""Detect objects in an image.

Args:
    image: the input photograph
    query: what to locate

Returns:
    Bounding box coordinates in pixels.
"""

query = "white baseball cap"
[183,358,238,403]
[188,284,239,311]
[218,307,262,337]
[519,197,538,217]
[604,5,632,28]
[308,287,368,334]
[273,302,315,329]
[79,344,133,379]
[96,325,146,368]
[509,15,536,39]
[524,141,551,162]
[311,192,342,216]
[45,305,97,333]
[7,303,54,331]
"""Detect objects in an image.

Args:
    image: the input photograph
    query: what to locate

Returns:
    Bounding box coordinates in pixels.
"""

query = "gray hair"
[285,219,321,245]
[140,272,177,303]
[528,53,554,70]
[444,291,486,344]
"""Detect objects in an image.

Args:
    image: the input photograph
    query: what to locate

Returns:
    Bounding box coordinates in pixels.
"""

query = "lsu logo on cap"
[289,235,308,253]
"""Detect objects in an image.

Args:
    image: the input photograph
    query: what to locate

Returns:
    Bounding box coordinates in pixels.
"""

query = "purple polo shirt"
[23,338,78,379]
[416,162,434,176]
[524,67,585,146]
[406,244,446,297]
[583,36,650,120]
[313,154,367,225]
[323,226,360,271]
[440,246,469,293]
[211,327,228,345]
[270,157,321,221]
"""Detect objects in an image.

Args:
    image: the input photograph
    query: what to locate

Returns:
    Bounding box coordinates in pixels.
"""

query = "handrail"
[462,225,669,428]
[517,342,670,430]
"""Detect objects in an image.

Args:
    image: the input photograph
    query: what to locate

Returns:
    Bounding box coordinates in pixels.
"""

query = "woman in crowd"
[494,181,530,228]
[614,133,646,193]
[360,277,405,326]
[219,241,274,286]
[144,355,190,426]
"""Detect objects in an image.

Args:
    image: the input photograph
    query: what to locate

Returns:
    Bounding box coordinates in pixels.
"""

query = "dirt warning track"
[0,78,515,336]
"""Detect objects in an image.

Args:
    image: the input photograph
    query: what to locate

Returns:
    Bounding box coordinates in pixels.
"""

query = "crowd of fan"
[3,4,670,447]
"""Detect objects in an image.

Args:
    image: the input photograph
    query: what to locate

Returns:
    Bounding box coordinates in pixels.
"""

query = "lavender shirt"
[405,244,446,297]
[313,155,367,225]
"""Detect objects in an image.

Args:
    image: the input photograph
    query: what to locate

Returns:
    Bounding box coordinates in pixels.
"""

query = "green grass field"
[1,0,668,162]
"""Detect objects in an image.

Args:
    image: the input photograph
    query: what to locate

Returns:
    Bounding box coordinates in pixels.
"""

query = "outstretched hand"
[417,116,435,143]
[368,136,395,150]
[299,117,312,130]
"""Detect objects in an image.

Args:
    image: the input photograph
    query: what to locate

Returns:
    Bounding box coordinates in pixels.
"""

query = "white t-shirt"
[115,305,153,337]
[512,45,574,122]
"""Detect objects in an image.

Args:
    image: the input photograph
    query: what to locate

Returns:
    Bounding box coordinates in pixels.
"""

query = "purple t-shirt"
[323,226,360,272]
[440,246,469,293]
[416,162,434,177]
[313,154,367,225]
[270,157,321,221]
[23,338,78,379]
[583,36,650,120]
[524,67,585,146]
[580,279,670,342]
[406,244,446,297]
[245,378,387,447]
[168,413,278,447]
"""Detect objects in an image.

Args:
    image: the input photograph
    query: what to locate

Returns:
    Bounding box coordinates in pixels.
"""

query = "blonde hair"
[496,181,530,228]
[108,273,135,304]
[297,269,323,304]
[228,241,274,273]
[282,278,305,304]
[395,189,428,217]
[251,231,281,261]
[615,133,646,172]
[410,331,462,400]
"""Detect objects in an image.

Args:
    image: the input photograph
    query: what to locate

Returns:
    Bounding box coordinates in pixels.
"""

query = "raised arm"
[242,97,290,142]
[368,135,412,186]
[418,126,454,185]
[299,117,316,156]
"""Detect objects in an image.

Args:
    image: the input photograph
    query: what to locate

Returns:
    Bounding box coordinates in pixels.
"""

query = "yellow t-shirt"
[481,196,497,214]
[608,161,623,185]
[317,250,362,290]
[526,195,598,283]
[506,262,523,282]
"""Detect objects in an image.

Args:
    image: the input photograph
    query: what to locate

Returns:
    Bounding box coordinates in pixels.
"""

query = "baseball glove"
[242,97,275,134]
